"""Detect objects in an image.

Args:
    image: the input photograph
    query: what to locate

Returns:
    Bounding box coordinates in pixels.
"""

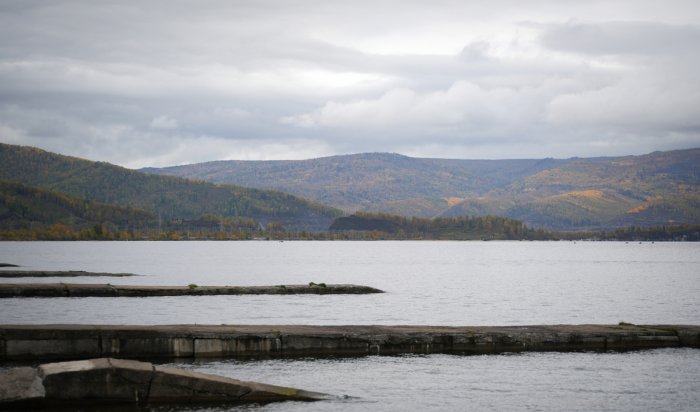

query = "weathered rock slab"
[0,283,384,297]
[0,270,136,278]
[0,358,330,409]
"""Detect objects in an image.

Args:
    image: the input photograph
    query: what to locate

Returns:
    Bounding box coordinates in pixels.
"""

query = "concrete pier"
[0,358,331,408]
[1,324,698,361]
[0,283,384,297]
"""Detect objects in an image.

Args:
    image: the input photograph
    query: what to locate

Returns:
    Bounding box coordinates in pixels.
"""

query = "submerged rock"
[0,358,331,408]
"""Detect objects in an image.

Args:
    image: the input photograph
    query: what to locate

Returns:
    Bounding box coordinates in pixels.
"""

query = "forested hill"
[0,180,153,238]
[0,143,342,231]
[143,149,700,230]
[329,212,546,240]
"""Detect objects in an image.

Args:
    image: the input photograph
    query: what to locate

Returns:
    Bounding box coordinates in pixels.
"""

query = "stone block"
[102,336,193,358]
[1,357,330,407]
[194,336,278,357]
[6,338,99,360]
[0,367,44,405]
[150,365,251,402]
[241,381,332,404]
[194,338,236,356]
[39,358,153,403]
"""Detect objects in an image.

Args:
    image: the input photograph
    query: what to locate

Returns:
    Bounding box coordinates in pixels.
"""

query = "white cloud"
[547,72,700,129]
[282,81,525,131]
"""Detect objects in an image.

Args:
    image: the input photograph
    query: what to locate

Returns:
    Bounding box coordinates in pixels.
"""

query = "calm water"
[1,241,699,411]
[0,241,698,325]
[151,348,700,412]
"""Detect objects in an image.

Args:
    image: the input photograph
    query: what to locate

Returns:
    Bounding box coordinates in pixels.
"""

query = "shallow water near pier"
[1,240,699,411]
[153,348,700,412]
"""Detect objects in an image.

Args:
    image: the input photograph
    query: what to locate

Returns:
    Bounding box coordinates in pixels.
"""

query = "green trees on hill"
[0,143,342,231]
[144,149,700,230]
[0,179,284,240]
[329,212,551,240]
[327,212,700,241]
[0,180,152,232]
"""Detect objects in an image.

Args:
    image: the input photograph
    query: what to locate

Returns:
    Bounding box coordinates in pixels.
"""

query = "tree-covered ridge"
[0,179,153,228]
[329,212,549,240]
[329,212,700,241]
[0,143,342,231]
[0,179,306,240]
[145,149,700,230]
[143,153,546,210]
[0,180,155,239]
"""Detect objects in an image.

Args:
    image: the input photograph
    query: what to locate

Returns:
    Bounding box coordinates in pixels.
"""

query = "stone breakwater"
[0,357,331,408]
[0,283,384,297]
[1,324,698,361]
[0,270,137,278]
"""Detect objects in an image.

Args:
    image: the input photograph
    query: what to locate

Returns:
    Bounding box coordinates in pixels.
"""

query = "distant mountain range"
[0,143,342,232]
[142,149,700,230]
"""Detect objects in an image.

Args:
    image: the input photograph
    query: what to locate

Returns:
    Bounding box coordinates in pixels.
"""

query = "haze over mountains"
[143,149,700,230]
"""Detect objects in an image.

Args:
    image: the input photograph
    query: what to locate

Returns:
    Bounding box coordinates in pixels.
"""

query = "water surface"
[1,241,699,411]
[0,241,698,325]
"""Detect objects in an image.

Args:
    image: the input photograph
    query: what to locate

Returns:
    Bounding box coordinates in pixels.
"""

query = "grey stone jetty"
[0,358,331,409]
[0,324,698,361]
[0,283,384,297]
[0,270,137,278]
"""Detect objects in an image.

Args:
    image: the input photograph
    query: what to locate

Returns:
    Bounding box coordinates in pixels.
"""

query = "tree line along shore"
[1,212,698,241]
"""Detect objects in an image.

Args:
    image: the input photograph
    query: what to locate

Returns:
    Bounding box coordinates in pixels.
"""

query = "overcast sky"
[1,0,700,168]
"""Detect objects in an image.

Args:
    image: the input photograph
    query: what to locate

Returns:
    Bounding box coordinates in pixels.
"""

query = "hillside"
[0,180,153,228]
[0,143,342,231]
[143,153,553,210]
[0,180,154,239]
[143,149,700,230]
[329,212,546,240]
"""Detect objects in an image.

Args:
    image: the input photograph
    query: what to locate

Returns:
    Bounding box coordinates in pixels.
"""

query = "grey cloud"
[1,1,699,166]
[541,21,700,55]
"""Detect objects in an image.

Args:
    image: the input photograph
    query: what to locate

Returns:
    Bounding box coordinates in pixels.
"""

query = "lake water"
[1,241,699,411]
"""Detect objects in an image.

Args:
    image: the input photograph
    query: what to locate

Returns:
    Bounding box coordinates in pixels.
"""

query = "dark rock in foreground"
[0,324,698,361]
[0,358,331,409]
[0,270,137,278]
[0,283,384,297]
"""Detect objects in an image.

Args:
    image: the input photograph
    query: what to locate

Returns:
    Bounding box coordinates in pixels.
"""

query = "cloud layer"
[1,1,699,167]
